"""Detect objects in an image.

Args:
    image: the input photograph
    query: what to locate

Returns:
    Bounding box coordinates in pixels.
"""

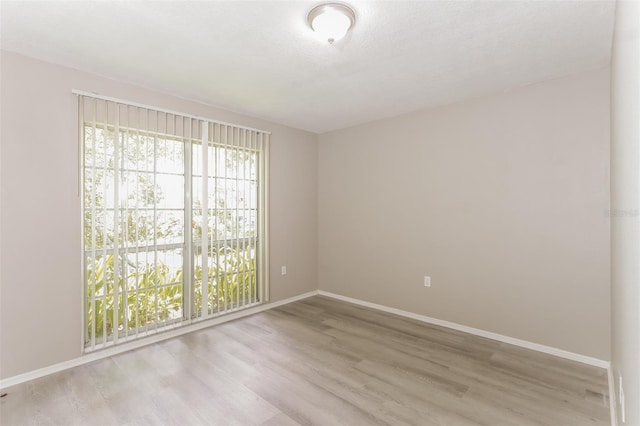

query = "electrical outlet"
[281,266,287,275]
[424,276,431,287]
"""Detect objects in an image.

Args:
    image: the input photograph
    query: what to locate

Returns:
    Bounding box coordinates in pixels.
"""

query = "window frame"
[78,93,270,352]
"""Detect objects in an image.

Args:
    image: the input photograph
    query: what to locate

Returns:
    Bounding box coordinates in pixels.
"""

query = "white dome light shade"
[308,3,355,44]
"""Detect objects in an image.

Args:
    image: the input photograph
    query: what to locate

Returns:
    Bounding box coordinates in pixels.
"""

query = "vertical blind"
[78,93,269,350]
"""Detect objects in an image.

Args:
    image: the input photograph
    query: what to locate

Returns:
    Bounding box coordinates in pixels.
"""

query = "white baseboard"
[608,364,618,426]
[318,290,610,369]
[0,290,319,390]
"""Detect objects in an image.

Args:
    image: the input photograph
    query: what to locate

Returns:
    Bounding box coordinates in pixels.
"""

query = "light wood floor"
[1,296,610,425]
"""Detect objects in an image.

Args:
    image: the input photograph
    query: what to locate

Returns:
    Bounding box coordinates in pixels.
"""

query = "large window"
[80,95,269,350]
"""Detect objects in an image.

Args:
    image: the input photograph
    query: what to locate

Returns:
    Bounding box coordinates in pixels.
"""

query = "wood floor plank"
[0,296,610,425]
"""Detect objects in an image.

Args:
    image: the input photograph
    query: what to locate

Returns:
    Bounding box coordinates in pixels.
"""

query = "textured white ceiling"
[1,1,615,133]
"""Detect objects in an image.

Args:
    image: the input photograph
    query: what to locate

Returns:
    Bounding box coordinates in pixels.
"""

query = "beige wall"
[0,52,318,379]
[319,69,611,360]
[610,1,640,424]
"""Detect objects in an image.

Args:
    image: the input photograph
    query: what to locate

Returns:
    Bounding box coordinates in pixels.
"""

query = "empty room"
[0,1,638,425]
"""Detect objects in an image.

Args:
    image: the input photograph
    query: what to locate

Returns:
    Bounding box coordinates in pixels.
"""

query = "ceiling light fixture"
[307,3,355,44]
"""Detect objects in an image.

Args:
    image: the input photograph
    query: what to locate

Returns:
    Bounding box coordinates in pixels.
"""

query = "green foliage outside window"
[84,124,259,345]
[86,250,256,340]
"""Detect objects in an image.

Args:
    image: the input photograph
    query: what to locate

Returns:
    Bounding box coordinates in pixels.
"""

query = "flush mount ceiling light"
[307,3,355,44]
